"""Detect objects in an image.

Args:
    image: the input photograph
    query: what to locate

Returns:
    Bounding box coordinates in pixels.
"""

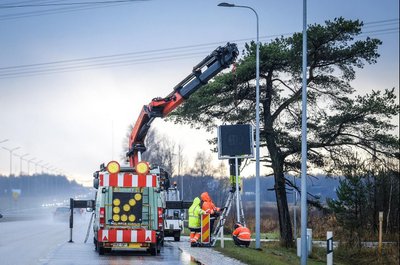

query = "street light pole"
[28,157,36,175]
[218,2,261,249]
[14,153,29,176]
[300,0,308,264]
[35,160,43,174]
[2,146,20,176]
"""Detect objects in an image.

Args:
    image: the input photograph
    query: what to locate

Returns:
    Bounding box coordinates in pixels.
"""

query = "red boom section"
[127,43,238,167]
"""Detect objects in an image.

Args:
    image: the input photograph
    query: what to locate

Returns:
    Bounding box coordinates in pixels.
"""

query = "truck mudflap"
[98,229,156,243]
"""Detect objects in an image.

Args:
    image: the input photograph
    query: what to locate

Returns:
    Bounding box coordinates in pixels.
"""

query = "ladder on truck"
[211,189,245,246]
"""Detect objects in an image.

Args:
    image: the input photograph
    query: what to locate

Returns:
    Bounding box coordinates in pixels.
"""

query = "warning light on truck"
[106,161,120,174]
[136,161,149,175]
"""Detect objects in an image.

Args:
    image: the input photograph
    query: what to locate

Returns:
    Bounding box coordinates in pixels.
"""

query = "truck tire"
[97,241,105,255]
[149,243,158,256]
[174,232,180,241]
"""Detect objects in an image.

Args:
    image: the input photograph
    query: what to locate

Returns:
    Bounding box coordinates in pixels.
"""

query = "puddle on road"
[180,250,202,265]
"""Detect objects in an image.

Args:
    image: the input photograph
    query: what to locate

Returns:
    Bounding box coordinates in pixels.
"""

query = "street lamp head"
[218,2,235,7]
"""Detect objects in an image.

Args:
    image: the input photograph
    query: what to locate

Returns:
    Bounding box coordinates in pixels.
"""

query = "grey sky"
[0,0,398,185]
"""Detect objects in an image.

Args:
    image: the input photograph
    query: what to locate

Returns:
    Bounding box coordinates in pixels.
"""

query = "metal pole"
[26,158,33,175]
[17,153,29,175]
[217,2,260,249]
[378,211,383,255]
[294,188,297,238]
[2,146,20,176]
[300,0,308,264]
[254,7,261,251]
[235,157,240,222]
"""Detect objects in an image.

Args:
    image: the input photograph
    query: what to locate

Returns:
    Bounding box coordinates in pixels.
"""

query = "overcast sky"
[0,0,398,186]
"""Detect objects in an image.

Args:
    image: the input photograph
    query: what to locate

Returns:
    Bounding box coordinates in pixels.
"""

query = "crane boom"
[127,42,238,166]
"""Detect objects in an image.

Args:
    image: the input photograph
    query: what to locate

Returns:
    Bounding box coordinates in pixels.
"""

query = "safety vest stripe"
[98,229,155,243]
[99,173,157,187]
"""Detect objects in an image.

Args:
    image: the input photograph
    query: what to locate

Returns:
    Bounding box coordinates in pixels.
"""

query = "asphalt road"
[0,210,197,265]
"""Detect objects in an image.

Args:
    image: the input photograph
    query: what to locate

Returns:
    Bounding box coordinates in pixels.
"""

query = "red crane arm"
[127,43,238,167]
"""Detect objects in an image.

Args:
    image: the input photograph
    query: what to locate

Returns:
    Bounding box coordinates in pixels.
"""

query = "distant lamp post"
[34,160,43,174]
[14,153,29,176]
[2,146,20,176]
[27,157,36,175]
[41,163,49,174]
[218,2,261,249]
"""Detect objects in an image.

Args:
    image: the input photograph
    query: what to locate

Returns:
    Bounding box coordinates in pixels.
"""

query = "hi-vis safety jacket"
[232,225,251,241]
[201,192,220,214]
[188,197,205,229]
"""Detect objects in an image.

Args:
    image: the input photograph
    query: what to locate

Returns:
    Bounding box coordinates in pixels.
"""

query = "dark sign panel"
[73,200,95,209]
[218,124,254,159]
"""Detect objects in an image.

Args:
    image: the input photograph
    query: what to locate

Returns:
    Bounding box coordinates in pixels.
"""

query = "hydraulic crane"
[90,43,238,255]
[126,42,238,166]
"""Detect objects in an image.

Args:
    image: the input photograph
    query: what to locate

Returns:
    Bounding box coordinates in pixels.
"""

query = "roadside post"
[68,198,74,243]
[378,211,383,255]
[327,231,333,265]
[220,228,224,248]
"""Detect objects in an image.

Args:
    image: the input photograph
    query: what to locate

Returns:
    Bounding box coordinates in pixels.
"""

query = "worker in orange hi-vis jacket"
[232,223,251,247]
[200,192,223,232]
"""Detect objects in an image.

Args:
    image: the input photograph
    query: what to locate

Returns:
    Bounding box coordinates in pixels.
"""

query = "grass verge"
[214,241,345,265]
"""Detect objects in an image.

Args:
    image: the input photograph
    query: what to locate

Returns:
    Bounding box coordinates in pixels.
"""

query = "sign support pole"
[235,157,240,222]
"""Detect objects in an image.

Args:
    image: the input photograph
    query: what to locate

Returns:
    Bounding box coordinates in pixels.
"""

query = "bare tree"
[191,151,217,177]
[122,125,177,174]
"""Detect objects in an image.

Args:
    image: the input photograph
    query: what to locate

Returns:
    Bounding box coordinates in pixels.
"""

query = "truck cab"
[92,161,165,255]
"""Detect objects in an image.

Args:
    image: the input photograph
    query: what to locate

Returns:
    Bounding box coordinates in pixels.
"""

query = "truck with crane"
[92,43,238,255]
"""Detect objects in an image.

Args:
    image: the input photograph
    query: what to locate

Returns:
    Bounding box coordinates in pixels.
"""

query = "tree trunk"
[263,72,294,247]
[273,159,294,247]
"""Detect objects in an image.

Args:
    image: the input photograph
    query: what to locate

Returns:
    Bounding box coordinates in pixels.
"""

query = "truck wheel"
[150,243,158,256]
[97,242,105,255]
[98,246,105,255]
[174,232,180,241]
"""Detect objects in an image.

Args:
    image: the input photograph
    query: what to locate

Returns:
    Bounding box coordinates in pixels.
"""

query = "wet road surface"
[0,210,197,265]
